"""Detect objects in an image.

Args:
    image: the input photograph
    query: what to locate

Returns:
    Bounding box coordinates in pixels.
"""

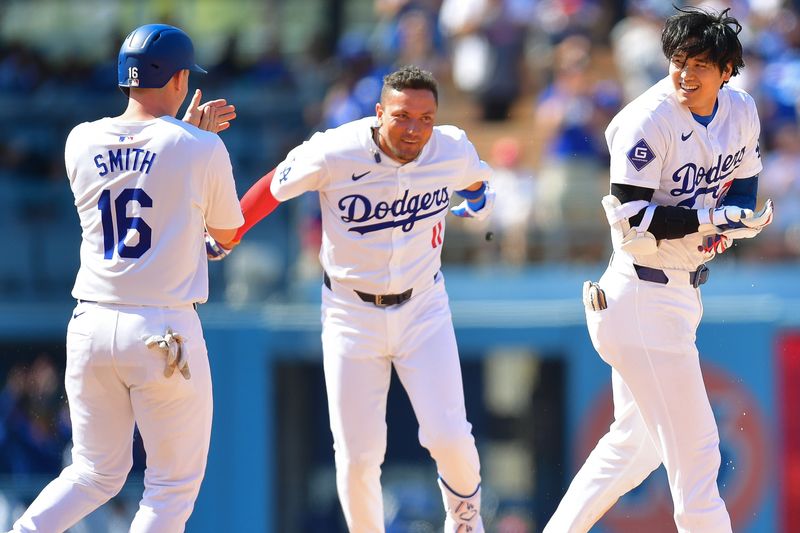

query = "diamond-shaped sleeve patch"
[626,138,655,171]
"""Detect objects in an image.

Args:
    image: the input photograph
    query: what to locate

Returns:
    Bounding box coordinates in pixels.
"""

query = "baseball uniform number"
[97,187,153,259]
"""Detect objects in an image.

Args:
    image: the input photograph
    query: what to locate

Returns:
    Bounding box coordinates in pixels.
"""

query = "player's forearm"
[207,227,239,248]
[233,168,280,242]
[456,181,487,210]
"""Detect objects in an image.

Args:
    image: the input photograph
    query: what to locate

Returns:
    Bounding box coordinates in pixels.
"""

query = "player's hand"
[182,89,237,133]
[702,199,773,239]
[698,234,732,254]
[205,232,236,261]
[451,187,496,221]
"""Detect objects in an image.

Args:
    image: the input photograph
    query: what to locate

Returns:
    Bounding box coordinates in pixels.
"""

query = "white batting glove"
[145,328,190,380]
[450,187,496,221]
[583,280,608,311]
[205,232,233,261]
[698,199,773,239]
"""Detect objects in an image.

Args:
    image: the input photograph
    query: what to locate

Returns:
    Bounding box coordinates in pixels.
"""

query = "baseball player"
[9,24,242,532]
[544,7,773,533]
[209,65,493,532]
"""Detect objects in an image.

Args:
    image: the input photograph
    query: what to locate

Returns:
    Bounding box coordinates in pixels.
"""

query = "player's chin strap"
[602,195,658,255]
[145,328,190,380]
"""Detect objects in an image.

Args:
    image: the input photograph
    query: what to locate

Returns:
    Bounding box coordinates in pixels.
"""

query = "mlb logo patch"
[627,139,655,171]
[128,78,140,87]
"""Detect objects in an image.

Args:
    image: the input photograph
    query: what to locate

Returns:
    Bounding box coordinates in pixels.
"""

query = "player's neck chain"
[370,127,382,163]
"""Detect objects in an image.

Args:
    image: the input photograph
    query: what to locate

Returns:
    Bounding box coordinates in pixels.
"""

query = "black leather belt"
[634,264,709,288]
[323,272,413,307]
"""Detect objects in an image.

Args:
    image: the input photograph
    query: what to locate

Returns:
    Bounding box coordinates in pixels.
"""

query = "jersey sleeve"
[203,138,244,230]
[270,132,331,202]
[63,123,85,184]
[733,96,763,179]
[606,111,667,190]
[452,128,493,190]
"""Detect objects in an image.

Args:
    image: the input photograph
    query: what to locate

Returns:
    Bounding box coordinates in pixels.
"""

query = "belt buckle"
[375,294,386,306]
[693,265,709,288]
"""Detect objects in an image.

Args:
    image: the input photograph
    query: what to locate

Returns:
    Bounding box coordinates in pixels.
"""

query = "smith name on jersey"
[93,147,157,176]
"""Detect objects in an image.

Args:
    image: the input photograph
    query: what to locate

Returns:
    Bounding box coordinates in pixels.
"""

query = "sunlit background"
[1,0,799,531]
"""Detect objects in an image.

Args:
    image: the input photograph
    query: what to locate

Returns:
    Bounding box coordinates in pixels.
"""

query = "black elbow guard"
[649,207,700,240]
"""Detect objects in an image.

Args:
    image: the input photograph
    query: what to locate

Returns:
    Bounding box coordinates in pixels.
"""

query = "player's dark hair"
[381,65,438,104]
[661,6,744,80]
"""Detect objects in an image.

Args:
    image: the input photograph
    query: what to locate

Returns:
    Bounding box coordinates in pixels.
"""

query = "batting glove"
[698,234,733,255]
[699,199,773,239]
[145,328,190,380]
[451,186,496,221]
[583,280,608,311]
[205,232,233,261]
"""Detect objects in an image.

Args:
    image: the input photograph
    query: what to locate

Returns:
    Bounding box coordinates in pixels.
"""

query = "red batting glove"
[698,234,732,254]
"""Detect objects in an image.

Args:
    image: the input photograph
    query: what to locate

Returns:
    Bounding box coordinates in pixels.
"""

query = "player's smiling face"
[375,88,437,164]
[669,51,732,116]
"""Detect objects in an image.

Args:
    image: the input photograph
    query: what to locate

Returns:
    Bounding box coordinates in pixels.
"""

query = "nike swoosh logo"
[352,171,371,181]
[72,311,86,319]
[681,131,693,141]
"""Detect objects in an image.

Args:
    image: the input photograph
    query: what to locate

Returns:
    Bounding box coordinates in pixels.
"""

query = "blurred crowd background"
[1,0,799,531]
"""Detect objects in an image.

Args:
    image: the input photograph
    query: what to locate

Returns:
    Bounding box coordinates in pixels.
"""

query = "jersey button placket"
[707,130,721,154]
[387,166,407,357]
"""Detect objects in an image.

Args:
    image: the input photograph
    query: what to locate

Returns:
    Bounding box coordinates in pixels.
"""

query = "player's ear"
[169,69,188,91]
[721,62,733,83]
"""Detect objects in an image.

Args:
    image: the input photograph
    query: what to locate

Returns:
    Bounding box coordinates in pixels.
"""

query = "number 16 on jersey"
[98,187,152,259]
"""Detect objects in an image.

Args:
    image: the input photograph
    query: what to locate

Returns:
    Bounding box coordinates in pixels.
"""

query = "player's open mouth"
[680,83,699,92]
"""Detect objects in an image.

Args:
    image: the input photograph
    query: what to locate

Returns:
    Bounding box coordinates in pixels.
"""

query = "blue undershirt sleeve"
[722,175,758,210]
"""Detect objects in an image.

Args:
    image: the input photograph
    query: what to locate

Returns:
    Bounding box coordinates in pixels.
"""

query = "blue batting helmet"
[118,24,207,89]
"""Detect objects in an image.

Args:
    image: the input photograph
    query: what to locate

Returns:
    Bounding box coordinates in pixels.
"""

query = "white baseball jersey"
[546,77,758,533]
[65,116,243,306]
[271,117,491,295]
[274,116,489,532]
[606,76,762,270]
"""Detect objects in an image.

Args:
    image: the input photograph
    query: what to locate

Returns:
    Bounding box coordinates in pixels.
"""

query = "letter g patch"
[627,139,655,171]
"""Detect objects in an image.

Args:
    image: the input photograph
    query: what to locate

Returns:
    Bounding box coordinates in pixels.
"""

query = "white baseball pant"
[11,302,212,533]
[545,259,731,533]
[321,275,482,533]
